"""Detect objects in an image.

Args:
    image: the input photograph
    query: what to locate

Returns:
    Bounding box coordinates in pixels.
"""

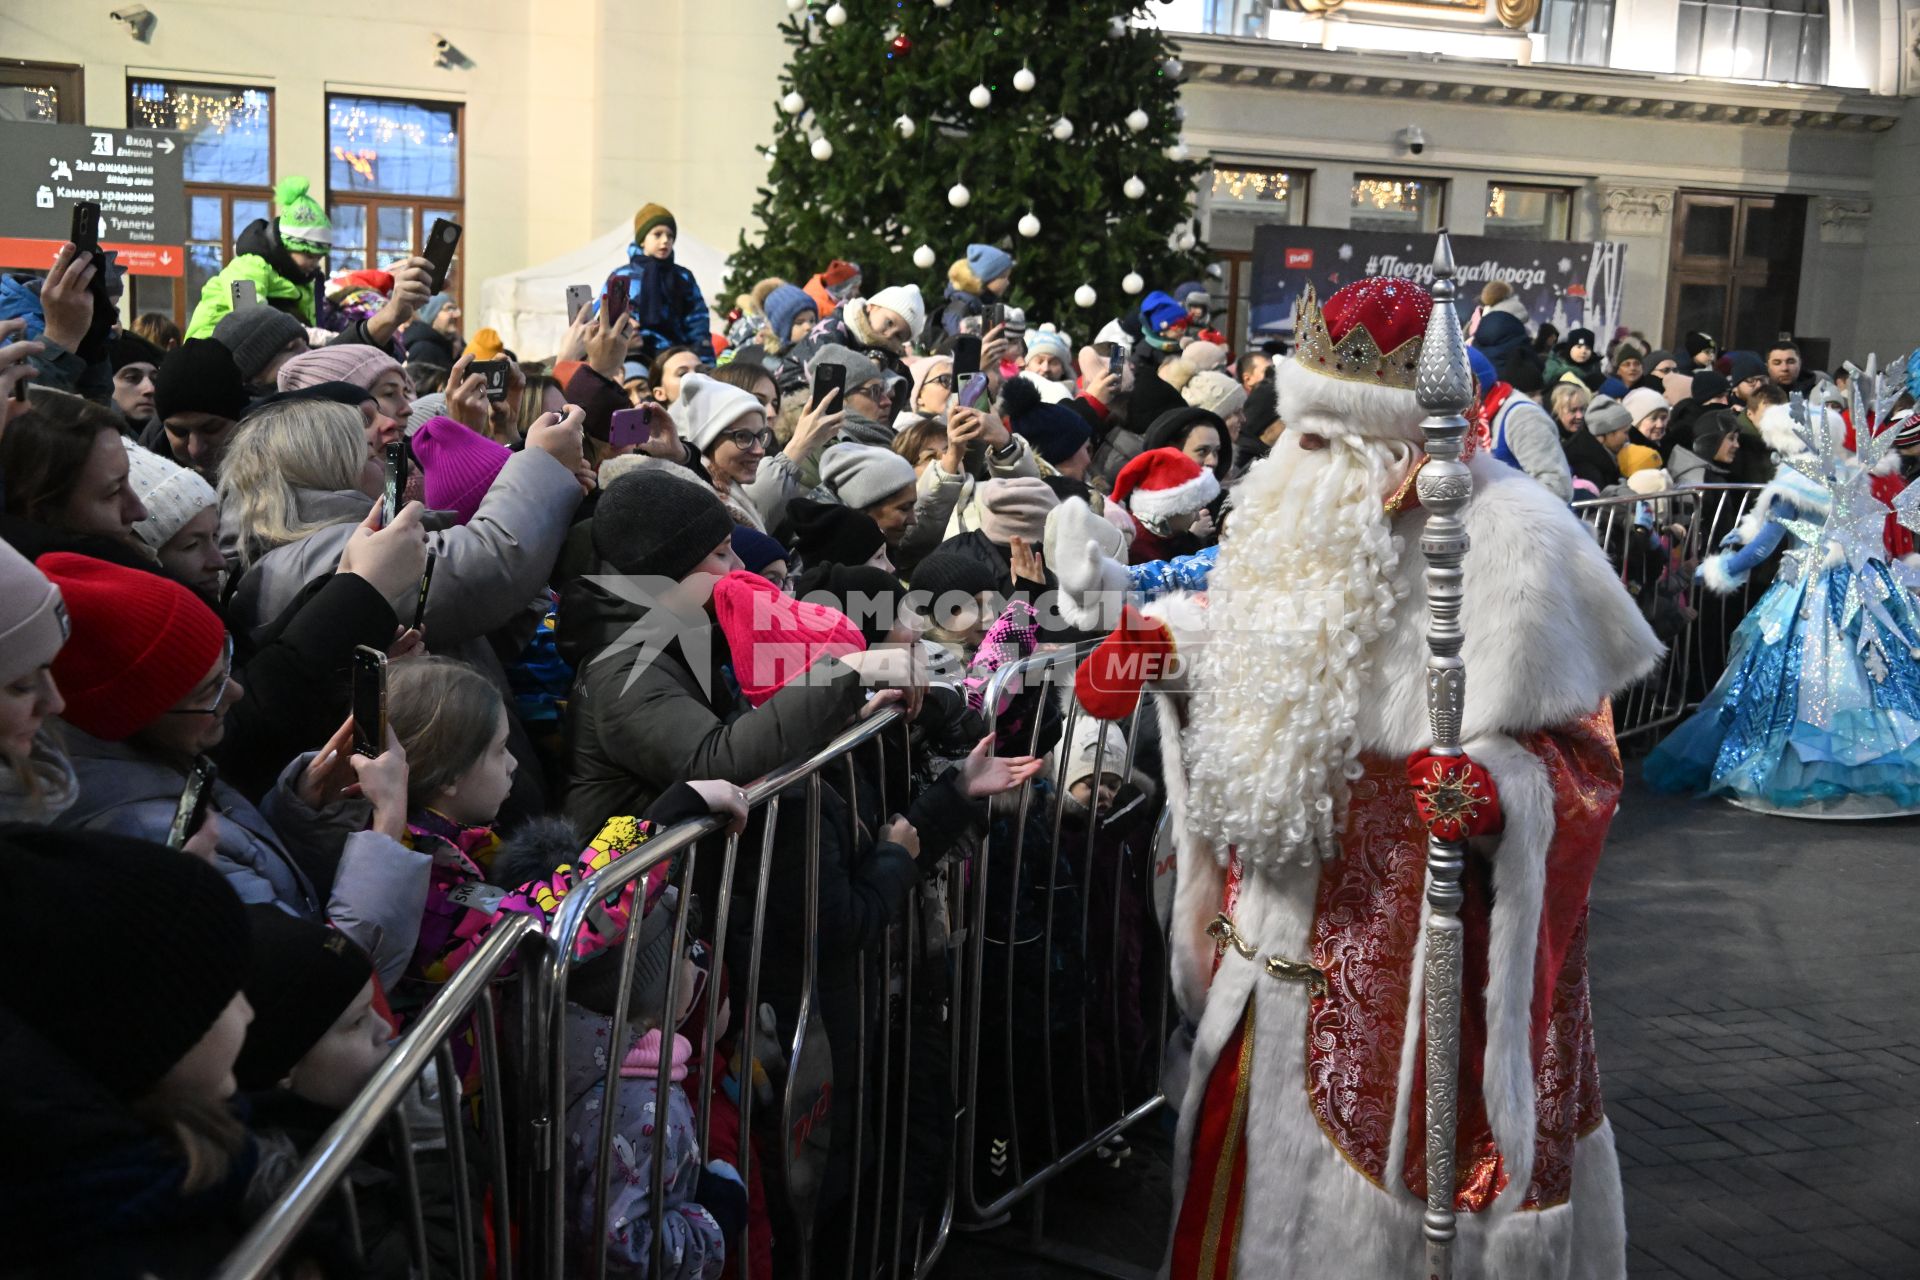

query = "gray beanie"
[808,344,886,398]
[593,468,736,581]
[1585,394,1632,437]
[0,540,67,686]
[818,443,916,511]
[211,305,309,382]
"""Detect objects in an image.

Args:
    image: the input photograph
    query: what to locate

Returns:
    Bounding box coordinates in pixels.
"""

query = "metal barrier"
[1572,483,1766,742]
[957,645,1172,1236]
[214,914,544,1280]
[529,707,957,1280]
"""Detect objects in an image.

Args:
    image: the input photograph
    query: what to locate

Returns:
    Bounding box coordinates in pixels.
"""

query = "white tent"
[476,224,731,361]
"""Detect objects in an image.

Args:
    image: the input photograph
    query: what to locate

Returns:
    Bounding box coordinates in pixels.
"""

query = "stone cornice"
[1175,34,1904,131]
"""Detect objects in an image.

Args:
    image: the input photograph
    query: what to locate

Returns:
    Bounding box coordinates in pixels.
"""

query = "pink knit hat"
[711,570,865,707]
[276,343,403,393]
[411,417,511,525]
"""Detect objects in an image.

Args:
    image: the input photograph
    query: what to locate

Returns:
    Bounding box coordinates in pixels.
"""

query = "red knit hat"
[711,570,865,708]
[37,553,227,741]
[412,416,511,525]
[1110,447,1220,524]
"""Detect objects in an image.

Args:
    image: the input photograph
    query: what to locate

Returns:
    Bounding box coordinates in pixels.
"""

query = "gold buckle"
[1211,913,1327,997]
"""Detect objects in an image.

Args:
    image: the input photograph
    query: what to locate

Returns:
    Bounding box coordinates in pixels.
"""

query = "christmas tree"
[729,0,1207,331]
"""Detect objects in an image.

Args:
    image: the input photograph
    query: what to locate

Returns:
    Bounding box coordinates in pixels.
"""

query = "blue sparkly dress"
[1645,450,1920,817]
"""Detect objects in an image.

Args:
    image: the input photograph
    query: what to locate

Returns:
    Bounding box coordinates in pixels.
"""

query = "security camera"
[109,5,155,41]
[432,34,474,70]
[1400,125,1429,156]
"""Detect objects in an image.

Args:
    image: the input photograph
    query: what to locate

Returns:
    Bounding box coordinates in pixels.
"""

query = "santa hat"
[1275,278,1431,444]
[1111,447,1220,524]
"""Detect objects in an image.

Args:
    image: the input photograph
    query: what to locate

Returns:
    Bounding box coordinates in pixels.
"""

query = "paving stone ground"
[935,766,1920,1279]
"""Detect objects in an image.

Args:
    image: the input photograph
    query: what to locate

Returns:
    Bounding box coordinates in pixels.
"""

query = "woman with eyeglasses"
[674,370,842,534]
[39,552,432,991]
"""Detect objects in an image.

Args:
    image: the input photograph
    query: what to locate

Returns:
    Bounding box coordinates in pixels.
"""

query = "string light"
[1351,177,1429,213]
[130,83,269,135]
[1211,166,1293,205]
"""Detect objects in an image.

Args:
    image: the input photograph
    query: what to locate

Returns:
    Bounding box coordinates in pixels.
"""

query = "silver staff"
[1413,233,1474,1280]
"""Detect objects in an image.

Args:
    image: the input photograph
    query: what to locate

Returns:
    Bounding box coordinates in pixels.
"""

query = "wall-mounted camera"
[433,34,474,70]
[109,5,156,41]
[1399,125,1429,156]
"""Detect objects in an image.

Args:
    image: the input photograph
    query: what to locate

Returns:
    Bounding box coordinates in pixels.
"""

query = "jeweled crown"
[1293,281,1425,390]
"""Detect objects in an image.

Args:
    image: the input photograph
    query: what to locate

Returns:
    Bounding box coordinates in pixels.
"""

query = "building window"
[1485,184,1573,240]
[1675,0,1827,85]
[1533,0,1615,66]
[126,79,276,327]
[1210,165,1303,222]
[0,60,84,124]
[326,94,464,300]
[1350,175,1445,233]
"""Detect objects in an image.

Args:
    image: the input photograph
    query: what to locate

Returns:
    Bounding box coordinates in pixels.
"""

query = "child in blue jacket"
[608,204,713,366]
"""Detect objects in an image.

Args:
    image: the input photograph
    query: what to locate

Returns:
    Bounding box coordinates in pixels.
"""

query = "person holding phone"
[940,244,1016,339]
[39,552,432,990]
[604,203,714,364]
[186,175,335,338]
[775,284,925,399]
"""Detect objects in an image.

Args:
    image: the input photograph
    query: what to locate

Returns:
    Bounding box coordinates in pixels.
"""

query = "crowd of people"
[0,172,1900,1278]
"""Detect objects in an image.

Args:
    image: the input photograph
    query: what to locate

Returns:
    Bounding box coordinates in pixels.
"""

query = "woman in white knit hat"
[125,444,225,600]
[0,540,75,823]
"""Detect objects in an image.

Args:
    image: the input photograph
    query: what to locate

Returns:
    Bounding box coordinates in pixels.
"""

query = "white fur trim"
[1699,552,1748,595]
[1734,468,1829,542]
[1276,355,1425,444]
[1757,403,1807,457]
[1126,467,1220,522]
[1872,450,1905,478]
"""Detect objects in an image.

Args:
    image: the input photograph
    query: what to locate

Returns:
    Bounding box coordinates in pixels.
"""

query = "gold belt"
[1207,912,1328,998]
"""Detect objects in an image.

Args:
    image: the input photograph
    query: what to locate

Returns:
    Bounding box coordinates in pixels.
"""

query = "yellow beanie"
[463,328,504,362]
[634,203,676,241]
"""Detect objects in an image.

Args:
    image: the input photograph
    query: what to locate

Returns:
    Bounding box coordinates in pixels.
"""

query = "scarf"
[0,730,79,824]
[627,247,682,333]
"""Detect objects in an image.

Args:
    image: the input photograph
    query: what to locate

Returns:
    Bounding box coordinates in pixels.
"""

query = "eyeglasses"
[926,374,955,390]
[163,635,236,716]
[721,427,775,451]
[851,382,892,403]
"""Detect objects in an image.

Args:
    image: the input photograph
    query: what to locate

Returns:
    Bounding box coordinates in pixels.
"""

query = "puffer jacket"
[225,447,584,688]
[556,574,867,835]
[606,246,713,362]
[187,219,322,337]
[58,727,431,989]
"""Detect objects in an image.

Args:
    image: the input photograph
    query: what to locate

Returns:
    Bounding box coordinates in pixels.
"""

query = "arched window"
[1675,0,1829,85]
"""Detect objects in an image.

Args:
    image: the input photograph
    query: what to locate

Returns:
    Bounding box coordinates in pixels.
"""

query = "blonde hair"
[130,1093,248,1195]
[1549,382,1592,419]
[1479,279,1512,307]
[218,400,369,568]
[387,657,506,804]
[948,258,984,297]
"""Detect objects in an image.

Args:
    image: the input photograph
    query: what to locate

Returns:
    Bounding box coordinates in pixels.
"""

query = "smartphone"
[957,373,990,409]
[951,335,982,382]
[983,303,1006,335]
[351,645,389,758]
[412,552,436,632]
[470,358,511,401]
[383,440,410,526]
[565,283,594,324]
[1108,348,1126,379]
[229,278,259,311]
[166,755,219,850]
[810,361,847,413]
[603,278,630,326]
[609,404,653,447]
[423,218,462,294]
[70,200,102,253]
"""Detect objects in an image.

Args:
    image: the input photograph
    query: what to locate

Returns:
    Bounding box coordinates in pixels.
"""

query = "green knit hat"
[274,175,333,253]
[633,203,676,242]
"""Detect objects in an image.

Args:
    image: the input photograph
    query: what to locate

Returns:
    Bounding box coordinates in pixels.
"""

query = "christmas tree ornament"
[1174,103,1187,121]
[811,137,835,161]
[786,0,804,10]
[913,244,937,269]
[1013,66,1036,92]
[1163,57,1184,78]
[1176,229,1197,251]
[824,2,847,24]
[781,90,806,114]
[1167,142,1189,161]
[1051,116,1074,140]
[1123,174,1146,199]
[1074,284,1098,308]
[1125,108,1150,132]
[948,183,971,209]
[1018,212,1042,237]
[1123,271,1145,295]
[1108,14,1128,37]
[932,0,953,7]
[969,83,992,109]
[888,32,912,56]
[894,114,916,138]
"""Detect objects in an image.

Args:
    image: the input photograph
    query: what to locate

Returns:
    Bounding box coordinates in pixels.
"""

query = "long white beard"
[1183,435,1412,870]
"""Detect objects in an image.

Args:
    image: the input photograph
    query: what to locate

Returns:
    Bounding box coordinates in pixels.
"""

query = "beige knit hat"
[0,541,67,686]
[976,476,1059,546]
[125,444,218,550]
[1183,370,1248,420]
